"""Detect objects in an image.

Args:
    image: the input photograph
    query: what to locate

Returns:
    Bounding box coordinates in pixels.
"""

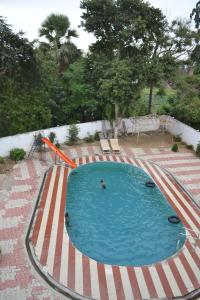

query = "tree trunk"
[148,81,154,114]
[114,103,119,138]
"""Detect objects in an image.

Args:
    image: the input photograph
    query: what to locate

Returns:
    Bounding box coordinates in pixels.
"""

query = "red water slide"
[42,138,77,169]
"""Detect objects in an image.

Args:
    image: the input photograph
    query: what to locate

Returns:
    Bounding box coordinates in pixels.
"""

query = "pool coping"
[26,155,200,300]
[149,159,200,211]
[25,165,87,300]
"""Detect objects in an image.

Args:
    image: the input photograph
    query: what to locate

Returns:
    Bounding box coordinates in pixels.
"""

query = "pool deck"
[0,141,200,299]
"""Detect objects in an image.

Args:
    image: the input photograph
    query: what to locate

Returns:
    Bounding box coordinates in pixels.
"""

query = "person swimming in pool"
[100,179,106,189]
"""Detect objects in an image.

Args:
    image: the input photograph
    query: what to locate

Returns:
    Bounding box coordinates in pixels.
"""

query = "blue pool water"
[66,162,186,266]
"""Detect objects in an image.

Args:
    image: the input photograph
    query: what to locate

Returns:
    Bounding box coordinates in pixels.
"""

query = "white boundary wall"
[166,116,200,150]
[0,116,200,156]
[0,121,104,157]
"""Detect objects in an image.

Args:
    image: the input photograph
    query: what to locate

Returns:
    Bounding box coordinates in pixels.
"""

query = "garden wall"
[0,116,199,156]
[0,120,104,157]
[167,116,200,150]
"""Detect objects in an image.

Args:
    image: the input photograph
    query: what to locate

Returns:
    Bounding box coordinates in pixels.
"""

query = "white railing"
[0,116,200,156]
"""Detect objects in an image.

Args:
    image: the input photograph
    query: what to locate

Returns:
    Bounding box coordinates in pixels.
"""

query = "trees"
[190,2,200,74]
[159,4,200,129]
[81,0,167,59]
[0,17,52,137]
[0,89,51,137]
[98,57,143,136]
[80,0,170,118]
[190,1,200,31]
[39,13,80,72]
[38,55,98,126]
[146,19,197,113]
[0,17,38,81]
[160,74,200,129]
[63,58,97,123]
[81,1,199,114]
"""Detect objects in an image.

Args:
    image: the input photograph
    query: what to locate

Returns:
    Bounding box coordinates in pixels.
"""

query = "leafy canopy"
[190,1,200,31]
[0,16,38,81]
[39,13,80,72]
[81,0,167,58]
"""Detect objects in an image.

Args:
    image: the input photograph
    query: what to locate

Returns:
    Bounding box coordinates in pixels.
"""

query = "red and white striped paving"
[29,155,200,300]
[59,146,200,206]
[1,145,200,299]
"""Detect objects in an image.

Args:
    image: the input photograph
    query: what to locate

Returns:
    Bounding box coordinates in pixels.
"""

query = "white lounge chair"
[110,139,120,154]
[100,139,111,154]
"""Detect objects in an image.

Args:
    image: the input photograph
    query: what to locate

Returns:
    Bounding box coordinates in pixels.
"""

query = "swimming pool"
[66,161,186,266]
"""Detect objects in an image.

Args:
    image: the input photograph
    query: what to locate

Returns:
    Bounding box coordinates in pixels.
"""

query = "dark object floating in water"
[145,181,155,188]
[71,171,77,175]
[168,216,180,224]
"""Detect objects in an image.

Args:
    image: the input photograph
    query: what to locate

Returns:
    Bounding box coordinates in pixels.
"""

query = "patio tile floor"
[0,139,199,300]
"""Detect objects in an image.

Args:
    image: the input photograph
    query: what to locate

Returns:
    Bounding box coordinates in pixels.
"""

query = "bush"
[94,132,100,141]
[34,133,44,151]
[0,156,4,164]
[67,124,79,145]
[48,132,56,144]
[196,141,200,157]
[55,141,60,148]
[10,148,26,161]
[156,86,166,96]
[186,144,194,150]
[173,135,182,142]
[171,143,179,152]
[84,132,95,143]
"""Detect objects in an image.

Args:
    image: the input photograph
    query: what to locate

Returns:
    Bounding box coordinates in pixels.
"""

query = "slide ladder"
[42,138,77,169]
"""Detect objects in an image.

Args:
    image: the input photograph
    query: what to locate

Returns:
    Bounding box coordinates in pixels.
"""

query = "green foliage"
[34,133,44,152]
[81,0,196,115]
[48,132,56,144]
[39,13,71,43]
[0,86,51,137]
[0,17,51,137]
[186,144,194,150]
[141,87,175,114]
[171,143,179,152]
[145,19,196,113]
[0,26,52,137]
[81,0,167,58]
[84,132,95,143]
[55,141,60,148]
[160,74,200,129]
[67,124,79,144]
[62,58,97,123]
[196,141,200,156]
[190,1,200,31]
[156,87,166,96]
[0,17,39,82]
[39,13,80,72]
[10,148,26,161]
[0,5,199,140]
[98,57,143,121]
[0,156,5,164]
[94,132,100,141]
[173,135,182,142]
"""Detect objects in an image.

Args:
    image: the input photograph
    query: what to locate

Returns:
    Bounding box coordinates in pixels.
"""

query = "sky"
[0,0,197,51]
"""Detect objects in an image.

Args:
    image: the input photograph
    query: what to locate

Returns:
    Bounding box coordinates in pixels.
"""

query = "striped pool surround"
[29,156,200,300]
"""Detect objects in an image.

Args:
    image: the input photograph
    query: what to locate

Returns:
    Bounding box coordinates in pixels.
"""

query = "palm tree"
[39,13,80,72]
